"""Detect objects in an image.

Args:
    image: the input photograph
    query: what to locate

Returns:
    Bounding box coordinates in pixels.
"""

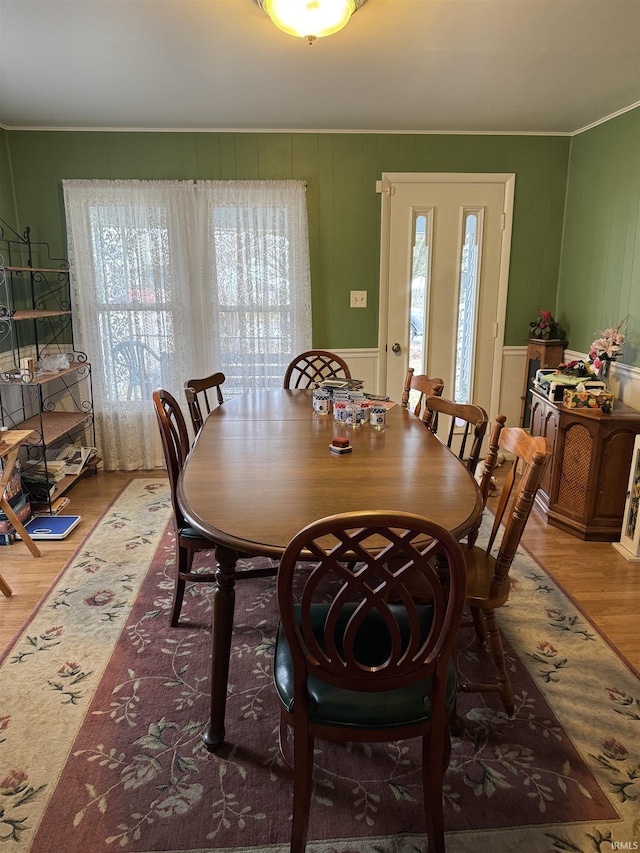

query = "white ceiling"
[1,0,639,134]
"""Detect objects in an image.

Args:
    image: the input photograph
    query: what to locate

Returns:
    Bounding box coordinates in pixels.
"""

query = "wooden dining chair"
[423,396,489,476]
[459,423,551,716]
[183,371,226,435]
[283,350,351,389]
[401,367,444,420]
[273,510,467,853]
[153,388,277,627]
[153,389,218,626]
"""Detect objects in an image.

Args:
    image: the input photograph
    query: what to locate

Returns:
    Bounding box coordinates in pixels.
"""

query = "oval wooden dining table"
[178,389,483,750]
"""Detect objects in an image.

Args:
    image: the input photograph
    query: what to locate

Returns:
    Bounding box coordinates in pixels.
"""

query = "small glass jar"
[313,388,331,415]
[345,401,364,428]
[333,400,347,423]
[370,406,386,430]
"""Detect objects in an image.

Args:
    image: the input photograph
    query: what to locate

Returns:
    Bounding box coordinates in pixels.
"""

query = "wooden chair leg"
[279,713,294,772]
[483,607,515,716]
[170,544,193,627]
[421,729,447,853]
[470,606,487,644]
[170,576,186,627]
[290,726,314,853]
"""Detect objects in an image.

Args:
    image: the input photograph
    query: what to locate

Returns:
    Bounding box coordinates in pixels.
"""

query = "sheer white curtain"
[63,179,311,470]
[198,181,312,393]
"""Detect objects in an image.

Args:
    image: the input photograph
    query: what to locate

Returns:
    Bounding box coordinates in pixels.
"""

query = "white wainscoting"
[334,349,382,396]
[338,346,640,424]
[498,346,527,426]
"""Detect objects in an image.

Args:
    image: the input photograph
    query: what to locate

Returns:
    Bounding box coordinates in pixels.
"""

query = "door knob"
[391,342,402,354]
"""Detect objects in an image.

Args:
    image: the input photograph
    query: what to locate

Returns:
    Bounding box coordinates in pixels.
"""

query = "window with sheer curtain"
[63,180,312,470]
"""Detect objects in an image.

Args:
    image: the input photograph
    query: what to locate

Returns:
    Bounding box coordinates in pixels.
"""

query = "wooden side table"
[520,338,567,427]
[1,429,41,596]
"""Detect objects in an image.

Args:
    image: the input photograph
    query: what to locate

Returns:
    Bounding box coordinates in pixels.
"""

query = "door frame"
[377,172,515,418]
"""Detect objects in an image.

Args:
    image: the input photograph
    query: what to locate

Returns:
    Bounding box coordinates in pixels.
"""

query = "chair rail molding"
[334,345,640,418]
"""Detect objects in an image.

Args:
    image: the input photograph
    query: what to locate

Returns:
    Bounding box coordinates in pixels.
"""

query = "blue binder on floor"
[16,515,81,540]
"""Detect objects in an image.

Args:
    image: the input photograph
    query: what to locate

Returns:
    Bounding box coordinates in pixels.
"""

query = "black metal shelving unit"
[0,218,97,511]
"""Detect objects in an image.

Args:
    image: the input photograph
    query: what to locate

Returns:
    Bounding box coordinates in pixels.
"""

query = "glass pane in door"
[454,210,482,404]
[409,212,431,374]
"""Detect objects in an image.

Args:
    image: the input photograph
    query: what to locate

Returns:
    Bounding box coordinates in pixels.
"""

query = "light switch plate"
[350,290,367,308]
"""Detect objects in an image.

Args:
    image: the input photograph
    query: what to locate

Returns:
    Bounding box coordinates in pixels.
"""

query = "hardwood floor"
[518,487,640,672]
[1,468,639,672]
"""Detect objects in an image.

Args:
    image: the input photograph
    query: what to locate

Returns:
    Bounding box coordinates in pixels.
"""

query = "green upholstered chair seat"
[274,603,458,730]
[178,525,210,541]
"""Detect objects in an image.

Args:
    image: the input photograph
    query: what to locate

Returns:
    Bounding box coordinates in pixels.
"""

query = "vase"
[599,360,612,387]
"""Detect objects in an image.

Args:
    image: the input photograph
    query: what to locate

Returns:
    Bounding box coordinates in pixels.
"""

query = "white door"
[378,173,514,421]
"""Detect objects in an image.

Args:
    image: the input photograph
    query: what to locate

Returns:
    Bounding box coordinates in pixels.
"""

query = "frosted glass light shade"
[257,0,365,42]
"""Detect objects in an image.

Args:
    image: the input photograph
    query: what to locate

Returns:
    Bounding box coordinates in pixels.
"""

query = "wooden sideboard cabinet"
[529,389,640,540]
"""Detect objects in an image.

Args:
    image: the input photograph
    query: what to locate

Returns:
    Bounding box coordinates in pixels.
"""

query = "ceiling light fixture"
[255,0,368,44]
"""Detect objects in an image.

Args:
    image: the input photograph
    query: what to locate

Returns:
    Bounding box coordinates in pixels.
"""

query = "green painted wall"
[557,108,639,366]
[3,130,570,350]
[0,129,18,236]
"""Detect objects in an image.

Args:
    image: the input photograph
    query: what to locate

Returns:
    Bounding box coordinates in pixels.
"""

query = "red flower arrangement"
[529,310,565,340]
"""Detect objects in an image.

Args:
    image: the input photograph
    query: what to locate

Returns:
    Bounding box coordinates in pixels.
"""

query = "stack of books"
[20,444,97,504]
[0,461,32,545]
[21,458,67,503]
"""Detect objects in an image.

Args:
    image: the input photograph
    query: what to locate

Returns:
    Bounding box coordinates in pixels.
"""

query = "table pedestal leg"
[202,544,238,752]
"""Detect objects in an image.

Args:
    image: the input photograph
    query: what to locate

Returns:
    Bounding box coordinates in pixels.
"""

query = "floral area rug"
[1,479,639,852]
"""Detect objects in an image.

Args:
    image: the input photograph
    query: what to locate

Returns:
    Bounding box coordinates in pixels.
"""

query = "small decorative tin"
[313,388,331,415]
[333,400,348,423]
[370,406,386,430]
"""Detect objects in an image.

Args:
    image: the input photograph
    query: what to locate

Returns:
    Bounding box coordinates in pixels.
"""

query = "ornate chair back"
[274,510,467,853]
[152,389,191,532]
[283,350,351,389]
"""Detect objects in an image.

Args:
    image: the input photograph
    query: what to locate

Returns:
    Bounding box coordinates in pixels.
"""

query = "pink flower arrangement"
[589,319,626,370]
